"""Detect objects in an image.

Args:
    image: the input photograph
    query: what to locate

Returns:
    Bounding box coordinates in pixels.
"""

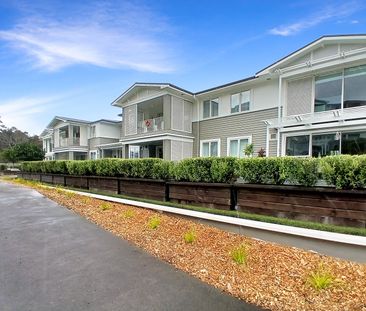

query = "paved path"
[0,182,261,311]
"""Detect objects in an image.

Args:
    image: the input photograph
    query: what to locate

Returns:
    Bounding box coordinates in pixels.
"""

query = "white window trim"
[202,98,220,119]
[128,145,140,159]
[226,136,252,157]
[282,133,311,157]
[200,139,221,157]
[230,90,251,114]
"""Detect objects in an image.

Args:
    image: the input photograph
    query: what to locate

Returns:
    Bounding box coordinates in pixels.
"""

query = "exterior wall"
[163,140,171,161]
[192,122,199,157]
[197,107,278,157]
[94,123,120,138]
[55,152,69,160]
[285,77,313,116]
[89,137,119,149]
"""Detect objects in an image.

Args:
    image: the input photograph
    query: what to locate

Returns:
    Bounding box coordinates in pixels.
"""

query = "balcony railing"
[137,116,164,134]
[59,137,81,147]
[265,105,366,128]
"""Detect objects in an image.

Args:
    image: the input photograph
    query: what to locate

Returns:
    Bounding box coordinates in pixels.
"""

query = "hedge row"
[20,155,366,189]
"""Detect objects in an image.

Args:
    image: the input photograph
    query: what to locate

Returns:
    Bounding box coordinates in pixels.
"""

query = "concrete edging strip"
[52,187,366,247]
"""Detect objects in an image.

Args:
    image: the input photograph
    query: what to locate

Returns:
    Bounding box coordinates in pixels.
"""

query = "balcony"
[59,137,80,147]
[137,117,164,134]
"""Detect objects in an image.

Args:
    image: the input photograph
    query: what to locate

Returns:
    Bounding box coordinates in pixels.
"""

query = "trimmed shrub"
[280,157,319,187]
[320,155,366,189]
[238,157,284,185]
[66,160,96,175]
[173,157,238,183]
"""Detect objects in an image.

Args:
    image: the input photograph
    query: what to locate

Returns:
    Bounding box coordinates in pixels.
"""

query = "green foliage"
[100,202,111,211]
[183,228,197,243]
[173,157,238,183]
[2,142,44,163]
[280,157,319,187]
[121,209,135,219]
[230,244,249,265]
[244,143,254,157]
[320,155,366,189]
[306,264,335,291]
[148,215,161,229]
[66,160,95,176]
[238,157,284,184]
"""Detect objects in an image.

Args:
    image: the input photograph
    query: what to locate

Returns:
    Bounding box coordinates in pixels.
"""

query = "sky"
[0,0,365,135]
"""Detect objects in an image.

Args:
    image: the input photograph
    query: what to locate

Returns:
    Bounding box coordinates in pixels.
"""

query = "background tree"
[2,142,44,163]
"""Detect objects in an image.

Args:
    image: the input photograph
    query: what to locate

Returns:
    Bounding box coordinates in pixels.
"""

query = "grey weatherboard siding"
[193,107,278,157]
[89,137,120,149]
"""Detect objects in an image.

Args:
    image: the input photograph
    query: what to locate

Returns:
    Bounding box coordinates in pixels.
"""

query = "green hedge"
[20,155,366,189]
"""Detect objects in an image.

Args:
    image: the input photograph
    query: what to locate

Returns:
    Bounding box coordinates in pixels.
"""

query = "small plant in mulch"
[306,263,336,291]
[65,191,76,199]
[183,228,197,244]
[230,244,249,265]
[121,209,135,219]
[148,215,161,229]
[81,197,91,204]
[100,202,111,211]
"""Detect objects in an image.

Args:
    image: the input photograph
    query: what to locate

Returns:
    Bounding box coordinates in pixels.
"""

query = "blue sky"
[0,0,365,135]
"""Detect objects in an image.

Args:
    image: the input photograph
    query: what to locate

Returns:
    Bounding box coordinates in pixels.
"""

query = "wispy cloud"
[0,1,176,73]
[0,95,63,134]
[269,1,362,36]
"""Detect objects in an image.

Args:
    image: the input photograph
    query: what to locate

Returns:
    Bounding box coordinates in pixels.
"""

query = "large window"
[228,136,251,158]
[312,133,340,157]
[231,91,250,113]
[201,140,219,157]
[285,135,310,156]
[286,131,366,156]
[344,65,366,108]
[314,65,366,112]
[314,73,342,112]
[203,98,219,118]
[129,145,140,159]
[342,131,366,155]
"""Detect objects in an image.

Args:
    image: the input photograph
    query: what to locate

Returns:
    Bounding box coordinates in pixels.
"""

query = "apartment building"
[41,34,366,160]
[40,116,121,160]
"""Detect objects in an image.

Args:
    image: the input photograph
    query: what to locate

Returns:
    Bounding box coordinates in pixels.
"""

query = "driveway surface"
[0,182,261,311]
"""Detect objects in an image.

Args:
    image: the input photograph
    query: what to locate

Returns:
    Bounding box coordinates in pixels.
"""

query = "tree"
[2,142,44,163]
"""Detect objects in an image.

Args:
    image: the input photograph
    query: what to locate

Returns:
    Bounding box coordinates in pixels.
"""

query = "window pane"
[231,94,240,113]
[312,133,340,157]
[241,91,250,111]
[211,99,219,117]
[202,142,210,157]
[239,139,249,158]
[286,135,310,156]
[203,100,210,118]
[341,131,366,155]
[210,141,218,156]
[344,65,366,108]
[229,140,238,157]
[314,73,342,112]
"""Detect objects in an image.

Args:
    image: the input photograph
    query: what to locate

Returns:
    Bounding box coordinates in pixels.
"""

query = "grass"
[306,264,335,291]
[121,209,135,219]
[230,244,249,265]
[100,202,111,211]
[11,178,366,237]
[183,228,197,243]
[148,215,161,229]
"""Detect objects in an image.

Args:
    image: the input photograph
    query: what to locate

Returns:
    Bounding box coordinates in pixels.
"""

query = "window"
[228,137,251,158]
[344,65,366,108]
[231,91,250,113]
[314,65,366,112]
[342,131,366,155]
[90,151,97,160]
[312,133,340,157]
[201,140,219,157]
[314,73,342,112]
[129,145,140,159]
[203,98,219,118]
[285,135,310,156]
[90,125,96,138]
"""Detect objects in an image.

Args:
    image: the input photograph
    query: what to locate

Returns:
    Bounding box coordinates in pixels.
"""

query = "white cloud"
[269,2,362,36]
[0,95,62,135]
[0,2,176,73]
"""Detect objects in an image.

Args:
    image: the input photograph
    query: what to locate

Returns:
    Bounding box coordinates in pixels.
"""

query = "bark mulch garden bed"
[12,180,366,311]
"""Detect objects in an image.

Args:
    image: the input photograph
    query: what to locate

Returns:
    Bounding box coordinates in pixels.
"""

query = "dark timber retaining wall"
[20,172,366,228]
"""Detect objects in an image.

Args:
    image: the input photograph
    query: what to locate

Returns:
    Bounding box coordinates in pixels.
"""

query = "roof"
[195,76,257,95]
[111,82,194,106]
[256,34,366,75]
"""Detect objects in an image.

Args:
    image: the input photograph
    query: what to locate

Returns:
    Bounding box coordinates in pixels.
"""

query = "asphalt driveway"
[0,182,261,311]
